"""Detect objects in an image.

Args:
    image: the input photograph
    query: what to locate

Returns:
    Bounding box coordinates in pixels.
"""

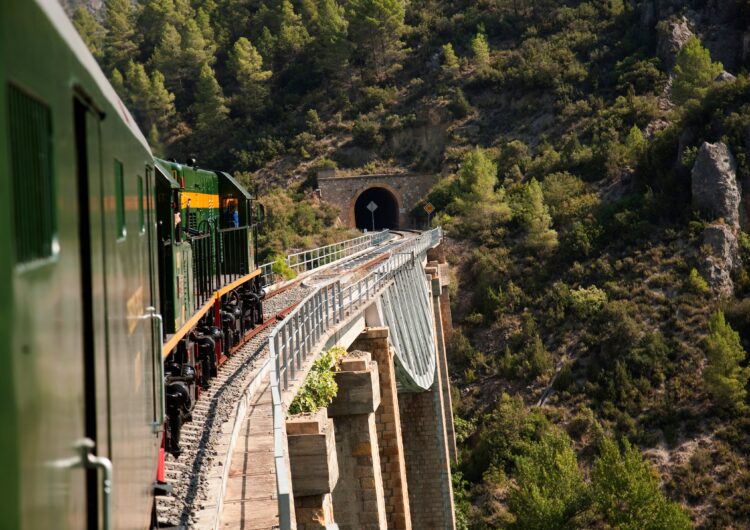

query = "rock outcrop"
[699,224,738,296]
[691,142,742,295]
[715,71,737,83]
[691,142,741,227]
[657,17,693,70]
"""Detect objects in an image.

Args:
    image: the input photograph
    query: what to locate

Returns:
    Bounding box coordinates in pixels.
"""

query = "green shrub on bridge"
[288,346,346,415]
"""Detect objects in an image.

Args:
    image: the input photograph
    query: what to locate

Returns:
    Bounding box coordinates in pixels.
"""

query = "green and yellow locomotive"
[0,1,264,528]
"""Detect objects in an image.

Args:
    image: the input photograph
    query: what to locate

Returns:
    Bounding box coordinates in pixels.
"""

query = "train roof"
[37,0,151,154]
[154,159,182,189]
[218,172,252,200]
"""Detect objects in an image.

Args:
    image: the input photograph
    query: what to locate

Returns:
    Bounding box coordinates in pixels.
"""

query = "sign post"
[366,201,378,232]
[423,202,435,228]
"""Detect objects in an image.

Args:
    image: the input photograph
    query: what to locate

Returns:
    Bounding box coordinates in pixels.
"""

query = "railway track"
[156,231,413,528]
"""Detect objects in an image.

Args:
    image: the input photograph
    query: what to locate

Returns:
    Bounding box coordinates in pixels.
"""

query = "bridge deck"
[220,377,278,529]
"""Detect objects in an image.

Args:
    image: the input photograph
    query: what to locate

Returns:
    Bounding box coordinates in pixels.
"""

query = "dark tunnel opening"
[354,187,400,230]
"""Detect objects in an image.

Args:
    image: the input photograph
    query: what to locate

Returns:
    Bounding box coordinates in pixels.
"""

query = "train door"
[73,94,113,530]
[143,166,165,435]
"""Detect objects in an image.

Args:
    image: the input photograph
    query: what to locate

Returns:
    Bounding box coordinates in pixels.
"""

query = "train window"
[8,84,57,265]
[137,175,145,234]
[114,159,126,239]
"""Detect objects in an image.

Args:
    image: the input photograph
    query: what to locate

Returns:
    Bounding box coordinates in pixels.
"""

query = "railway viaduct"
[194,229,456,530]
[317,169,439,230]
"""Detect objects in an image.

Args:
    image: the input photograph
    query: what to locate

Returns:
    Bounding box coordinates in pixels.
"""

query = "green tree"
[192,63,229,130]
[442,43,459,74]
[591,438,692,530]
[311,0,351,74]
[508,429,586,530]
[471,28,490,69]
[151,23,184,95]
[703,310,750,410]
[72,7,105,61]
[519,178,558,254]
[124,60,152,123]
[624,125,646,162]
[103,0,140,73]
[190,63,229,158]
[671,36,723,105]
[138,0,177,58]
[347,0,405,80]
[277,0,311,57]
[123,62,177,147]
[110,68,125,97]
[228,37,272,115]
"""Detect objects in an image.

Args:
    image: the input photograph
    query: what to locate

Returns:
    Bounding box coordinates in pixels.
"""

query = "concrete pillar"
[351,328,412,530]
[397,266,456,530]
[328,353,388,530]
[286,410,339,530]
[425,269,457,464]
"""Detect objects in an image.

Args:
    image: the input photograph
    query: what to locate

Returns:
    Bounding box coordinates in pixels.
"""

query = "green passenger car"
[1,1,163,528]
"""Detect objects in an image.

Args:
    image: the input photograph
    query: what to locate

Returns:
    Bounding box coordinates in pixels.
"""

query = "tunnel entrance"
[354,187,400,230]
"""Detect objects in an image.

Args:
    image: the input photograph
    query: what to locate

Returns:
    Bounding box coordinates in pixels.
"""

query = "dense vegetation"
[68,0,750,528]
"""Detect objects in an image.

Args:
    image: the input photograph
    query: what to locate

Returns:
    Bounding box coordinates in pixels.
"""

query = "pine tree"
[452,148,511,236]
[442,43,459,74]
[671,36,723,105]
[592,438,691,530]
[347,0,405,80]
[228,37,272,115]
[73,7,105,61]
[138,0,176,59]
[277,0,311,57]
[103,0,140,74]
[151,23,184,95]
[703,310,750,410]
[520,178,558,254]
[508,429,586,530]
[110,68,126,98]
[182,18,216,69]
[192,63,229,131]
[148,69,177,141]
[124,61,152,124]
[312,0,350,74]
[471,28,490,69]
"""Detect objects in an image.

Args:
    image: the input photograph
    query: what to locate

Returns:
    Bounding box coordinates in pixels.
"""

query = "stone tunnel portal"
[354,187,400,230]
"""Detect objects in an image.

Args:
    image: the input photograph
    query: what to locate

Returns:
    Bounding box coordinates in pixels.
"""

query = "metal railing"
[191,232,216,310]
[268,227,441,529]
[259,229,391,286]
[217,226,250,286]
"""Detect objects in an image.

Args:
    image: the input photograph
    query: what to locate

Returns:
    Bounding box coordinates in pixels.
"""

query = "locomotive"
[1,1,264,528]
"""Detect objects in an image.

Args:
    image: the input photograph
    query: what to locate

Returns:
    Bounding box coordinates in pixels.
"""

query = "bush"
[288,346,345,414]
[272,256,297,280]
[569,285,607,318]
[448,88,472,118]
[352,116,383,146]
[687,267,710,294]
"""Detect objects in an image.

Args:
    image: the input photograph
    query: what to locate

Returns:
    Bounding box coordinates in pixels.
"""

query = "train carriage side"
[1,1,163,529]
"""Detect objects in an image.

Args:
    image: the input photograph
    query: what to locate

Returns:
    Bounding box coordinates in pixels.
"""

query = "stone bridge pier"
[317,170,438,229]
[285,246,456,529]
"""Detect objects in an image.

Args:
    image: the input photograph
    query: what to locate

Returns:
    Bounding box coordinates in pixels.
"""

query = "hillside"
[65,1,750,528]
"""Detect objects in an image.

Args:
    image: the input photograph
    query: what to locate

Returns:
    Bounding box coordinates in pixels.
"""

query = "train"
[1,1,267,529]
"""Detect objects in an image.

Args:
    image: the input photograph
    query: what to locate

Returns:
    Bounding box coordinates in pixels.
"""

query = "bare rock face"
[715,71,737,83]
[691,142,741,228]
[699,223,738,295]
[657,16,693,70]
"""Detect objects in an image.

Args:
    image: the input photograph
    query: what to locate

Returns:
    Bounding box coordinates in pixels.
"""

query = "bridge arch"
[351,185,401,230]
